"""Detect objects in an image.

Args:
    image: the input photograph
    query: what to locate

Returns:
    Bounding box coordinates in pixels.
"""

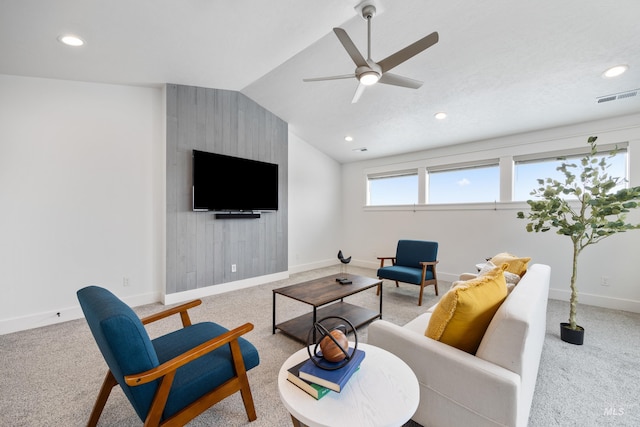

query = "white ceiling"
[1,0,639,163]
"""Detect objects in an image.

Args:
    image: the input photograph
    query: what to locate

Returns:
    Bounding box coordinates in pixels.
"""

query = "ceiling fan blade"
[351,83,366,104]
[333,27,368,67]
[378,32,439,74]
[378,73,423,89]
[303,74,356,82]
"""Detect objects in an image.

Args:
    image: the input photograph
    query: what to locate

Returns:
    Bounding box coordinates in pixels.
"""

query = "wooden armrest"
[377,256,396,267]
[141,299,202,327]
[420,260,439,266]
[124,322,254,386]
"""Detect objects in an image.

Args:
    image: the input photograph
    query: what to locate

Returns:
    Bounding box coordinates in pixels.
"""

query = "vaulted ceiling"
[1,0,639,163]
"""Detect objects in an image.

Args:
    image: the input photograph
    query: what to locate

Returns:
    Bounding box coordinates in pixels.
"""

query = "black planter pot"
[560,322,584,345]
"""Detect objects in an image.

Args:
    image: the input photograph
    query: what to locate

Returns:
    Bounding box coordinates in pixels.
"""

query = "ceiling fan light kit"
[303,2,439,103]
[358,70,380,85]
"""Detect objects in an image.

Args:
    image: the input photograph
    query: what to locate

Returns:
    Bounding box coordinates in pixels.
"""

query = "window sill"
[364,201,531,212]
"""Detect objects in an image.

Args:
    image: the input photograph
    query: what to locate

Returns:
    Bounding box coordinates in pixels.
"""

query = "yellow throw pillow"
[489,252,531,277]
[425,264,508,354]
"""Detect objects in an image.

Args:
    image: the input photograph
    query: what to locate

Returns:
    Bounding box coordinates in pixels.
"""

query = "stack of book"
[286,347,366,400]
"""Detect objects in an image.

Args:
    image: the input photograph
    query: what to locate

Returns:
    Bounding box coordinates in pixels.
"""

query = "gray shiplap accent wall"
[166,84,288,294]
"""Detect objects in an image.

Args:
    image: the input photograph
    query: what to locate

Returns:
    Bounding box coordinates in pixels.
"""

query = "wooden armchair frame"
[87,299,257,427]
[377,257,439,306]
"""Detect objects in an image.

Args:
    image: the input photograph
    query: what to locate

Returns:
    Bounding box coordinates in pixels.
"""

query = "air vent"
[597,96,617,103]
[597,89,638,103]
[617,90,637,99]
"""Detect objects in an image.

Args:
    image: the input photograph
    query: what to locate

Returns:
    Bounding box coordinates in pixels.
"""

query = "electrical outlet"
[231,264,237,273]
[123,277,130,287]
[600,276,609,287]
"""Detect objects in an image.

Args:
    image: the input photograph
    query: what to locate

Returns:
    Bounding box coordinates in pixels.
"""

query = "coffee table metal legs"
[272,292,276,334]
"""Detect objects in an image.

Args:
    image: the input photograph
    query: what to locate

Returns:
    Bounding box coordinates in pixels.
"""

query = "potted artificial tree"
[517,136,640,345]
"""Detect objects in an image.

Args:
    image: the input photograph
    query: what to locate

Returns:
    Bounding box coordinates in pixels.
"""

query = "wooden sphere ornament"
[319,329,349,362]
[306,316,359,370]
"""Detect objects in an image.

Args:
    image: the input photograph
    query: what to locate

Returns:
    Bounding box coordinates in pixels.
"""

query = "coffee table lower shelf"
[274,301,380,344]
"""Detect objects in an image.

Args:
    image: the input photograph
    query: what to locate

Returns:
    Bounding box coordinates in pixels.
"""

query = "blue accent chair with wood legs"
[376,240,439,306]
[77,285,259,427]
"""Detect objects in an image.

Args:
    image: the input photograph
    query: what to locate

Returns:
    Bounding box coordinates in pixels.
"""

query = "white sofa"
[367,263,550,427]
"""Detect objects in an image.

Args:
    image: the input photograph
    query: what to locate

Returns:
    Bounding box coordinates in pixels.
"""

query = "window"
[368,171,418,205]
[427,163,499,204]
[514,146,628,201]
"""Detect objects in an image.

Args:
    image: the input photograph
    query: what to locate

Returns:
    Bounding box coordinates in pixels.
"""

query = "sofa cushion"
[489,252,531,277]
[425,264,508,354]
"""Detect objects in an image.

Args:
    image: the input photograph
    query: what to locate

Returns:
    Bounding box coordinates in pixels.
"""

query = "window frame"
[362,140,631,210]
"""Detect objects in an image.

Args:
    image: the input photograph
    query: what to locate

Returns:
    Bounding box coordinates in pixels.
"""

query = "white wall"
[0,75,165,334]
[342,114,640,313]
[2,72,637,335]
[288,131,343,273]
[0,74,344,334]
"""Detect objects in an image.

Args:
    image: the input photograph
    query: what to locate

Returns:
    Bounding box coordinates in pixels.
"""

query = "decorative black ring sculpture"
[306,315,358,370]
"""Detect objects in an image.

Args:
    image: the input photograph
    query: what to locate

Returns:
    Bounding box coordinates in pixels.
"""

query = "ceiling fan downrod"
[362,5,376,60]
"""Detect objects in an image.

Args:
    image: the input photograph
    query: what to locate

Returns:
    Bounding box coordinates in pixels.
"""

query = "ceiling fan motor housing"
[356,62,381,85]
[361,4,376,20]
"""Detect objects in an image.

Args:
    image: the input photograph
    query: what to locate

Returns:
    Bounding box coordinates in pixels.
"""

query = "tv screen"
[192,150,279,212]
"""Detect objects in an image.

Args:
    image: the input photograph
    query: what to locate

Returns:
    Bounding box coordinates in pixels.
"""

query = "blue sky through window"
[514,153,627,201]
[429,165,499,203]
[369,174,418,205]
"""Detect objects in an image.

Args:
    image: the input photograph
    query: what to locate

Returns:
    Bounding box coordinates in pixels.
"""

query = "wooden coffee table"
[272,273,382,343]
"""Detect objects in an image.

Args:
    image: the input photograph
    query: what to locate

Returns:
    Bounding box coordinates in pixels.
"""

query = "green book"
[287,359,332,400]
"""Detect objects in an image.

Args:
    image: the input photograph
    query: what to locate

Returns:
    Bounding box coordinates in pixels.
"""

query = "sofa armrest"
[368,319,519,427]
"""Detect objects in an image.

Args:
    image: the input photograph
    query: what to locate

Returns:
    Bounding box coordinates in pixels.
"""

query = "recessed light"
[602,65,628,78]
[344,136,353,142]
[58,34,84,47]
[434,112,447,120]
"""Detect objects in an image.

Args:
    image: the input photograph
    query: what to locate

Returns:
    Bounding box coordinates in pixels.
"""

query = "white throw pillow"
[478,261,521,291]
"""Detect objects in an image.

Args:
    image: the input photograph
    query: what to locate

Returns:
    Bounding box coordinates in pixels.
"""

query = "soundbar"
[214,212,261,219]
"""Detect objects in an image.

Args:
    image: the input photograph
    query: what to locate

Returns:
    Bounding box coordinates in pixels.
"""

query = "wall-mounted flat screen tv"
[193,150,279,212]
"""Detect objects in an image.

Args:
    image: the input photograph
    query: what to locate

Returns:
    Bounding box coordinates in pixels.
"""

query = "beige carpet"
[1,266,639,426]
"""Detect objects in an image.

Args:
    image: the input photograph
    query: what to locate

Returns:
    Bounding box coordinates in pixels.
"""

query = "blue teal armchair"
[77,286,259,426]
[376,240,439,306]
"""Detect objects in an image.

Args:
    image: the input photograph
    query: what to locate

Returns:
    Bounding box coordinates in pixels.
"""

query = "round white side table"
[278,342,419,427]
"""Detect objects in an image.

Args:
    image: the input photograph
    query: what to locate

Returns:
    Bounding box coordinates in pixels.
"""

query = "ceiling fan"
[303,3,439,103]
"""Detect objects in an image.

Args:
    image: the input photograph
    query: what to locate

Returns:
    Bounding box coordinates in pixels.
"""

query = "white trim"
[0,291,160,335]
[163,272,289,305]
[426,158,499,173]
[514,141,628,163]
[351,259,459,284]
[364,201,530,211]
[288,259,339,275]
[364,160,426,176]
[548,288,640,313]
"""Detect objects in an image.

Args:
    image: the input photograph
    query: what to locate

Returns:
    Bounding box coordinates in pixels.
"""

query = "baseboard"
[0,291,161,336]
[287,259,339,274]
[163,271,289,305]
[350,259,459,284]
[289,258,459,285]
[11,269,634,336]
[548,288,640,313]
